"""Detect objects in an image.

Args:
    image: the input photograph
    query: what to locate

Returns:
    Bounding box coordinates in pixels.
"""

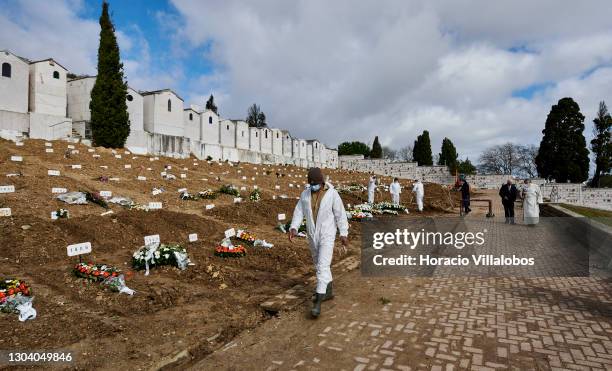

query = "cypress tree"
[438,137,458,173]
[90,1,130,148]
[205,94,218,114]
[536,97,590,182]
[590,101,612,187]
[413,130,433,166]
[370,136,383,158]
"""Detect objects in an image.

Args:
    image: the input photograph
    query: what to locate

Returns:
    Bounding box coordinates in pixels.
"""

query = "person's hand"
[338,236,349,255]
[288,228,297,243]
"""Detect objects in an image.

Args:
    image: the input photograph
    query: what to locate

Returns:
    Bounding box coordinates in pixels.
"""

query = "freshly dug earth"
[0,138,455,369]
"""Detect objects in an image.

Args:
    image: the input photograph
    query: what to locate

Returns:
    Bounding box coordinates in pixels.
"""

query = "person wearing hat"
[289,167,349,318]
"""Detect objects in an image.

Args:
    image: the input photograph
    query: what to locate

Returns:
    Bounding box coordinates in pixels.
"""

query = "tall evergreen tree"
[590,101,612,187]
[205,94,218,114]
[412,130,433,166]
[89,1,130,148]
[370,136,383,158]
[246,103,267,128]
[457,158,476,175]
[438,137,458,173]
[536,97,590,182]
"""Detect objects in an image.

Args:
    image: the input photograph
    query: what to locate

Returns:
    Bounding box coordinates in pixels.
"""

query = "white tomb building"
[142,89,189,157]
[0,50,30,139]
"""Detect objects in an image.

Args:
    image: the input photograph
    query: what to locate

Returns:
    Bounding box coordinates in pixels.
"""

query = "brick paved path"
[195,192,612,371]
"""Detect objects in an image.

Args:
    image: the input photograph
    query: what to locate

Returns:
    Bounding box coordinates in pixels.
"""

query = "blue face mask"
[310,184,321,192]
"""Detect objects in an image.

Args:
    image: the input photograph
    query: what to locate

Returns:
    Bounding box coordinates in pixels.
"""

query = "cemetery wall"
[0,51,29,114]
[541,183,612,211]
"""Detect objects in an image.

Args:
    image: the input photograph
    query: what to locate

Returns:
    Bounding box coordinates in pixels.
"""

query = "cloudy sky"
[1,0,611,160]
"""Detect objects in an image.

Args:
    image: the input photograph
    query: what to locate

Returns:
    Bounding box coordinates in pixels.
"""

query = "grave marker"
[45,142,52,147]
[15,142,23,147]
[71,164,82,169]
[180,174,186,179]
[48,170,60,176]
[67,145,75,149]
[99,191,112,198]
[188,233,198,242]
[67,242,91,257]
[278,213,286,221]
[137,176,146,181]
[45,148,54,153]
[125,164,132,169]
[10,156,22,162]
[205,204,215,210]
[224,228,236,238]
[144,234,160,245]
[51,187,68,194]
[0,208,11,217]
[148,202,162,210]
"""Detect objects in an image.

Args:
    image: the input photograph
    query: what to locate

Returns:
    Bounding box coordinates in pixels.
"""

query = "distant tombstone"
[205,204,215,210]
[224,228,236,238]
[10,156,22,162]
[188,233,198,242]
[46,148,54,153]
[67,242,91,256]
[144,234,160,245]
[0,208,11,217]
[125,164,131,169]
[48,170,60,176]
[148,202,162,210]
[137,176,146,181]
[71,164,82,169]
[99,191,112,198]
[51,187,67,194]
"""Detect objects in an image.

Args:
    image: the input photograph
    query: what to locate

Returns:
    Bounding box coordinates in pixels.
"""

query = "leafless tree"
[396,145,414,161]
[478,143,539,178]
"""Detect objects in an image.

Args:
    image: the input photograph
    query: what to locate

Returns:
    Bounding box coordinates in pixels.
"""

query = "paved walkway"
[194,192,612,371]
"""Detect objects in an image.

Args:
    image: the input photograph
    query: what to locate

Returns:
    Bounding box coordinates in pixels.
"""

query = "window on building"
[53,71,60,79]
[1,63,11,78]
[241,131,244,137]
[265,131,268,139]
[189,113,193,121]
[277,132,279,139]
[209,116,213,124]
[167,99,172,112]
[315,143,318,148]
[226,124,229,130]
[255,132,258,138]
[126,94,133,102]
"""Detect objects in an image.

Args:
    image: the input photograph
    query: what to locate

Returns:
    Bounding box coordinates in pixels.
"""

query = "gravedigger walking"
[289,167,349,318]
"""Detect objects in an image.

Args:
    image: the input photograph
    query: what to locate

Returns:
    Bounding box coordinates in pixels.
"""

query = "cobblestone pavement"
[196,193,612,371]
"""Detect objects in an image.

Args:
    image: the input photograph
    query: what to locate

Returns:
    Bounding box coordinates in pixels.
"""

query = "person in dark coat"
[460,179,471,215]
[499,179,518,224]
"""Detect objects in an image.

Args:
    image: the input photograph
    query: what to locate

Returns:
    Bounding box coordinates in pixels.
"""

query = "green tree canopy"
[438,137,459,173]
[536,97,590,182]
[412,130,433,166]
[205,94,218,114]
[89,1,130,148]
[457,158,476,175]
[338,141,371,157]
[590,101,612,187]
[246,104,267,128]
[370,136,383,158]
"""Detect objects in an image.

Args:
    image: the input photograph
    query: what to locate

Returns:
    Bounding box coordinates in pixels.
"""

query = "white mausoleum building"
[0,50,338,167]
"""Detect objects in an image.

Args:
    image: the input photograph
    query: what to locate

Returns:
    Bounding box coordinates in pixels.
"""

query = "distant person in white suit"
[412,179,424,212]
[521,179,543,225]
[289,167,349,318]
[367,175,378,203]
[389,178,401,205]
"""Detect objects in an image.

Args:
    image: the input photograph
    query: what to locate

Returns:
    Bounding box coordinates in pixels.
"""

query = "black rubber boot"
[312,282,334,302]
[311,294,324,318]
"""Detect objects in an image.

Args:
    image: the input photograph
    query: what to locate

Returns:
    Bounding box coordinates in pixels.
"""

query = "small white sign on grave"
[0,185,16,193]
[188,233,198,242]
[149,158,155,162]
[177,188,187,193]
[183,167,188,171]
[272,195,277,200]
[205,204,215,210]
[51,187,67,194]
[137,176,147,181]
[71,164,82,169]
[224,228,236,238]
[0,208,11,217]
[45,142,52,147]
[275,185,280,190]
[45,148,54,153]
[144,234,160,245]
[67,145,75,149]
[233,197,242,203]
[251,177,255,181]
[240,186,246,191]
[180,174,187,179]
[48,170,60,176]
[10,156,22,162]
[110,177,120,181]
[278,213,286,221]
[88,149,95,153]
[115,155,122,159]
[161,171,167,176]
[125,164,132,169]
[93,154,100,158]
[242,176,247,180]
[148,201,162,210]
[99,191,112,198]
[15,142,23,147]
[125,151,131,155]
[289,184,294,188]
[71,150,80,155]
[67,242,91,257]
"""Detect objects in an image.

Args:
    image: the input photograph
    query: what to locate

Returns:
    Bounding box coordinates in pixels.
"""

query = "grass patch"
[559,204,612,227]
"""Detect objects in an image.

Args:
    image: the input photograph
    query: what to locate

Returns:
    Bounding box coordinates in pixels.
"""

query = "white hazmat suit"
[412,181,424,211]
[522,183,543,225]
[390,181,401,205]
[290,183,349,294]
[368,177,377,203]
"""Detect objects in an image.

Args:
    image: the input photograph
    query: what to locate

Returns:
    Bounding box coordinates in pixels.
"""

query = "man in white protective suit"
[521,179,543,225]
[367,175,378,203]
[412,179,425,212]
[289,167,349,318]
[390,178,402,205]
